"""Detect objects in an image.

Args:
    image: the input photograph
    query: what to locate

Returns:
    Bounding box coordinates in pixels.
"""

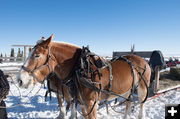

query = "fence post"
[154,66,160,93]
[24,46,27,61]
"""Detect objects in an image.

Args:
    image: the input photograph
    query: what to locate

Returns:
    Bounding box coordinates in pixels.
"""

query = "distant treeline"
[0,47,32,62]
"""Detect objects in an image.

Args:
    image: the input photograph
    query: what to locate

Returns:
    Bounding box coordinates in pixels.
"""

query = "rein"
[0,74,43,109]
[0,85,43,109]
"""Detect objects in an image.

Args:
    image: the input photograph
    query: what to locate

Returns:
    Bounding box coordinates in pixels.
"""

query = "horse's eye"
[35,54,40,58]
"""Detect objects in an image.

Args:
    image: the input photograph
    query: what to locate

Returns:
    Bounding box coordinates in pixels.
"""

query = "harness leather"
[61,47,137,116]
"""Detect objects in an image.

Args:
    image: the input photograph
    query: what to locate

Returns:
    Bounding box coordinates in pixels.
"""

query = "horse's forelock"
[36,40,45,45]
[35,36,46,45]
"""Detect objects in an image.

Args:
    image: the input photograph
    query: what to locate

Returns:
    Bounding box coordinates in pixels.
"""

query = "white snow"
[0,62,23,71]
[0,62,23,67]
[1,62,180,119]
[4,79,180,119]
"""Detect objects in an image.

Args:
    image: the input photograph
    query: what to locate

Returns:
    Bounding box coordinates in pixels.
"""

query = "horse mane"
[52,41,81,49]
[35,36,80,49]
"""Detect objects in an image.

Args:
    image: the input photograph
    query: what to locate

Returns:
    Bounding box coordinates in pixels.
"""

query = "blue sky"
[0,0,180,56]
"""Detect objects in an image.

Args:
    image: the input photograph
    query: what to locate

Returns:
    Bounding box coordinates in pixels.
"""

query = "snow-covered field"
[4,83,180,119]
[4,82,180,119]
[1,62,180,119]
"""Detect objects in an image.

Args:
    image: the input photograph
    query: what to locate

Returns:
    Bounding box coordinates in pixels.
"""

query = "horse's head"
[17,34,57,88]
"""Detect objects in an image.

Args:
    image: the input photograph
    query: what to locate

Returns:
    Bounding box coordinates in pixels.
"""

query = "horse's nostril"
[18,79,23,86]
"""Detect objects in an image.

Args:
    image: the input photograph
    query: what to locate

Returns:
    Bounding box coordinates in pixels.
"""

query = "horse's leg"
[69,101,77,119]
[56,94,65,119]
[80,105,88,118]
[123,100,132,119]
[123,91,132,119]
[137,86,147,119]
[82,100,98,119]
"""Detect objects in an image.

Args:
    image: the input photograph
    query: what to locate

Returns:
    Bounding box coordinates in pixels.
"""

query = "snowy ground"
[4,82,180,119]
[4,77,180,119]
[0,62,23,66]
[1,62,180,119]
[0,62,23,76]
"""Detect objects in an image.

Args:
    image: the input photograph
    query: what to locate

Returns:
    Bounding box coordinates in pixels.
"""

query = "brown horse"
[17,34,151,119]
[17,37,72,119]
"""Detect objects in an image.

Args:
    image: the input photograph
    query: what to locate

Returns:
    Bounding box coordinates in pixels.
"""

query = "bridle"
[21,46,55,83]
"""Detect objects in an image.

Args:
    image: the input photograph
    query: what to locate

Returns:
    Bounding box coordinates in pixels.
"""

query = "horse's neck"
[51,42,81,79]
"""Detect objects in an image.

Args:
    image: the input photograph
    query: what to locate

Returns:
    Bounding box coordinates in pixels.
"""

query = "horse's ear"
[41,34,54,48]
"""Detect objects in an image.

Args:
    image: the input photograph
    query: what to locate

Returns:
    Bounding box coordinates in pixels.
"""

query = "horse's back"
[124,54,148,67]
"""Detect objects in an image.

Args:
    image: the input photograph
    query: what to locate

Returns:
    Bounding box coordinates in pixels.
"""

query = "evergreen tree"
[17,48,21,57]
[10,48,15,57]
[10,48,15,61]
[21,51,23,57]
[0,53,2,63]
[4,54,7,61]
[17,48,23,61]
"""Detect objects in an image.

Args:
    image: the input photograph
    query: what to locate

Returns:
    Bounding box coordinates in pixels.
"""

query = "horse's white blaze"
[24,48,35,67]
[17,48,35,88]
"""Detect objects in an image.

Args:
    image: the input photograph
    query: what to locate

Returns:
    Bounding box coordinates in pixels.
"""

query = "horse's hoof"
[56,113,65,119]
[69,116,73,119]
[123,115,130,119]
[69,115,77,119]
